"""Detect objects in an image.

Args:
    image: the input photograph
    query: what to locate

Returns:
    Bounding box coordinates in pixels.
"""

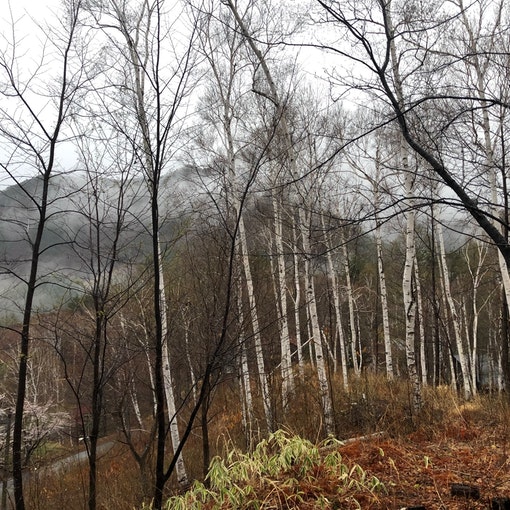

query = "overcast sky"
[7,0,58,19]
[0,0,80,189]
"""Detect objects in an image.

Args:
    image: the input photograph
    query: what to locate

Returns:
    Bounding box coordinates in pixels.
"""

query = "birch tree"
[322,213,349,388]
[83,0,198,503]
[342,236,362,376]
[463,241,491,394]
[401,166,421,410]
[219,0,332,428]
[299,205,336,434]
[449,0,510,385]
[435,215,473,398]
[192,2,275,432]
[346,134,395,380]
[220,0,308,423]
[313,0,510,275]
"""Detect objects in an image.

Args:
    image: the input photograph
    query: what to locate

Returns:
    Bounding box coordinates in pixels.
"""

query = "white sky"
[1,0,80,189]
[6,0,59,19]
[0,0,337,190]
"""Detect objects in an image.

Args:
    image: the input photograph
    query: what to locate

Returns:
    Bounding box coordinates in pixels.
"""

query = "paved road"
[1,441,115,509]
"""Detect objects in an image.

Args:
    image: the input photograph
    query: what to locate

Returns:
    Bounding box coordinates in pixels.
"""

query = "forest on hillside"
[1,0,510,509]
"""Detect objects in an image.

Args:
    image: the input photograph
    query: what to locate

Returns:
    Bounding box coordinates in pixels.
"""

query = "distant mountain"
[0,168,206,318]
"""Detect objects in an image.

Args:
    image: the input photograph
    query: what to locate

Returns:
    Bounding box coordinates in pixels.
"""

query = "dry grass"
[16,374,510,509]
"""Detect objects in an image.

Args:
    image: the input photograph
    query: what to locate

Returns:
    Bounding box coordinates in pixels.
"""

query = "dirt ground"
[336,417,510,509]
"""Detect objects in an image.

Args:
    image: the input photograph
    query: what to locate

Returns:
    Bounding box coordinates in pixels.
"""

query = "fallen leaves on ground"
[333,421,510,509]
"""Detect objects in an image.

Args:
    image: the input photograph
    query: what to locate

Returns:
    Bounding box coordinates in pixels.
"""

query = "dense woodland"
[1,0,510,508]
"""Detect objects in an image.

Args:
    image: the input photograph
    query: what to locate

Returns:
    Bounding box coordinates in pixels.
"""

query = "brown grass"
[18,373,510,509]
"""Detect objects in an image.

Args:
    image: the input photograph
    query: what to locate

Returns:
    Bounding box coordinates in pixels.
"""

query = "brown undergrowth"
[19,378,510,509]
[165,388,510,509]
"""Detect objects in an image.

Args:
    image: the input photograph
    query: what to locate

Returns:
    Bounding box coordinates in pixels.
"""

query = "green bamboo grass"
[161,430,385,509]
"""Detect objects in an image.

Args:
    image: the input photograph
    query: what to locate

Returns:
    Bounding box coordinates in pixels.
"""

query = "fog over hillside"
[0,167,207,318]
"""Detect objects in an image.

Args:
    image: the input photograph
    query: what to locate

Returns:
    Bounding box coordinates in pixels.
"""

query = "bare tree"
[313,0,510,389]
[82,0,199,504]
[0,2,87,507]
[314,0,510,273]
[223,0,337,435]
[57,123,143,509]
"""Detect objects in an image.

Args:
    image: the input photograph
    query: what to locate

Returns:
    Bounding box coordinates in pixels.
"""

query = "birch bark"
[291,221,305,377]
[386,2,422,409]
[436,220,473,399]
[402,169,421,412]
[272,192,295,409]
[322,214,349,389]
[299,207,336,435]
[456,0,510,389]
[342,239,361,376]
[239,216,275,432]
[373,155,394,380]
[223,0,333,429]
[237,287,254,446]
[158,243,189,486]
[464,241,490,395]
[414,255,427,386]
[197,8,274,432]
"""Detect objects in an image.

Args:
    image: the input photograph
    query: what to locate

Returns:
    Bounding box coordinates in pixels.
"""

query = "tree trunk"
[342,239,361,376]
[239,215,274,432]
[272,191,295,409]
[158,241,189,487]
[8,5,82,506]
[414,255,427,386]
[376,215,393,380]
[402,169,421,413]
[237,288,255,448]
[436,220,473,399]
[299,207,335,435]
[291,222,305,378]
[322,214,349,389]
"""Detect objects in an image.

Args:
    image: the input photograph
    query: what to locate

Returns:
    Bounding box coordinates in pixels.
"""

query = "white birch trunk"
[376,219,393,380]
[299,207,335,435]
[465,241,489,395]
[372,155,394,380]
[158,241,189,486]
[387,8,421,407]
[272,192,294,409]
[461,301,476,396]
[236,286,254,446]
[414,254,427,386]
[239,215,274,432]
[133,298,158,417]
[119,314,145,428]
[183,323,197,403]
[342,239,361,375]
[322,215,349,389]
[291,221,305,377]
[434,247,459,393]
[402,169,421,412]
[436,222,473,399]
[210,51,273,431]
[129,376,144,430]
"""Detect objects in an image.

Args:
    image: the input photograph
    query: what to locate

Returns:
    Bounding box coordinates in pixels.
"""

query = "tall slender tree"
[84,0,198,503]
[0,2,87,507]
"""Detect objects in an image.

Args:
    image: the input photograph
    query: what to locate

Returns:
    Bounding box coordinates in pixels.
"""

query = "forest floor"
[17,385,510,509]
[336,428,510,509]
[164,396,510,509]
[326,403,510,509]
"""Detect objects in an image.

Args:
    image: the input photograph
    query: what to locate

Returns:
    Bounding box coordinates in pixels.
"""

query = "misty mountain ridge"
[0,168,203,317]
